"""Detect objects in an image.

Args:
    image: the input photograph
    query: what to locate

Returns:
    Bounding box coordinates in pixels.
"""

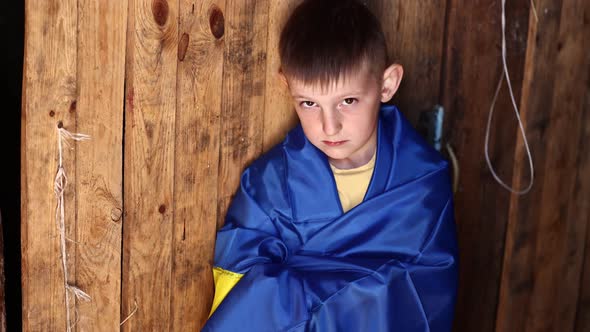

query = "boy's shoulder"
[381,104,448,167]
[376,105,452,200]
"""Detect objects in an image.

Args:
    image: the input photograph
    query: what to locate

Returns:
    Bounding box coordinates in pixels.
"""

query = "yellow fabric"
[209,267,244,317]
[330,152,376,213]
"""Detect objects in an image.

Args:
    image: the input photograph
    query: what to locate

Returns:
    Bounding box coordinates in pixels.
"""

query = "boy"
[203,0,458,331]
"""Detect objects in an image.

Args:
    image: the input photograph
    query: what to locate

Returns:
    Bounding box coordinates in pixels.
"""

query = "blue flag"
[203,105,459,332]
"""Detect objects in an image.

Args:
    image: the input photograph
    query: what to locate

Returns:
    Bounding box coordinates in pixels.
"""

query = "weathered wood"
[495,1,563,331]
[495,0,563,330]
[121,0,179,330]
[497,0,590,330]
[172,1,225,330]
[217,0,269,228]
[575,83,590,332]
[537,2,590,328]
[574,18,590,324]
[21,1,78,330]
[441,1,531,332]
[573,74,590,332]
[497,1,590,331]
[365,1,447,125]
[72,0,126,330]
[262,0,301,152]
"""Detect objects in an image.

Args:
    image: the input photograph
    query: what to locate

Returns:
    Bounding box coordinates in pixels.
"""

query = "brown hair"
[279,0,388,87]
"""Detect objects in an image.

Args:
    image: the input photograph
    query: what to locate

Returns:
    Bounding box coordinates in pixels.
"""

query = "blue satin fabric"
[203,105,459,332]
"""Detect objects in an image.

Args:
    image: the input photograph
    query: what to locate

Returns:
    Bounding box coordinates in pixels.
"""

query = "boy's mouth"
[322,140,347,147]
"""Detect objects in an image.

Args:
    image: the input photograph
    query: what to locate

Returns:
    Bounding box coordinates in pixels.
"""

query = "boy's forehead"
[287,67,378,96]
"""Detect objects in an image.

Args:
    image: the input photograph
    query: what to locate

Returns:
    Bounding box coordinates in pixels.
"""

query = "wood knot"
[158,204,166,214]
[57,121,63,128]
[152,0,169,26]
[209,5,224,39]
[110,207,122,222]
[178,33,189,61]
[69,100,77,113]
[49,110,55,117]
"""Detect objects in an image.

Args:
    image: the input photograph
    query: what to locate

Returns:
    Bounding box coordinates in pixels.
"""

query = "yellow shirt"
[209,153,376,316]
[330,152,376,213]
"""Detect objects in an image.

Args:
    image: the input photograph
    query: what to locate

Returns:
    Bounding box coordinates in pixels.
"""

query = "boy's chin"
[322,149,355,166]
[313,145,349,160]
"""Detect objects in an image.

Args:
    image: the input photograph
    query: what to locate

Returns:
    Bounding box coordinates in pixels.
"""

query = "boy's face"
[283,64,401,169]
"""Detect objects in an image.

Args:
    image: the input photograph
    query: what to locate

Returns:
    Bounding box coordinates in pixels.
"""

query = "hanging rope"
[484,0,536,195]
[54,126,91,331]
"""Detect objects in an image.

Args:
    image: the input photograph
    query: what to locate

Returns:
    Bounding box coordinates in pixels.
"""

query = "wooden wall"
[20,0,590,331]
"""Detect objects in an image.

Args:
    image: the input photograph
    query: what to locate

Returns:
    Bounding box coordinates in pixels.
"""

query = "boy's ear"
[278,69,289,88]
[380,64,403,103]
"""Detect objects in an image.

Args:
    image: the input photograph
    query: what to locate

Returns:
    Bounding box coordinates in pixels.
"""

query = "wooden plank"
[121,0,179,329]
[499,0,590,330]
[574,13,590,323]
[72,0,126,330]
[504,0,590,330]
[171,1,225,330]
[217,0,269,228]
[575,84,590,332]
[262,0,301,152]
[365,0,447,125]
[440,1,531,332]
[549,2,590,328]
[574,82,590,332]
[495,0,564,330]
[21,1,78,330]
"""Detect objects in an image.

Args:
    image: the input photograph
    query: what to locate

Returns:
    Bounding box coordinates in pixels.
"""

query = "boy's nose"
[321,110,342,136]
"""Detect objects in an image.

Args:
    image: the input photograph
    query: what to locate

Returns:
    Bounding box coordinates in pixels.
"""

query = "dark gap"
[120,0,132,325]
[0,1,24,330]
[119,76,127,328]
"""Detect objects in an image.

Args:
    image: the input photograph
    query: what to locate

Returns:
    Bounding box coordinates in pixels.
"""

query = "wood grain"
[495,0,564,331]
[575,78,590,332]
[497,0,590,330]
[121,0,179,329]
[217,0,269,228]
[21,1,78,330]
[72,0,126,330]
[569,67,590,332]
[172,1,225,330]
[441,1,531,332]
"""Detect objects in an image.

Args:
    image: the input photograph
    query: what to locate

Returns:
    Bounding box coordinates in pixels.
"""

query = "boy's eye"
[301,101,317,108]
[343,98,357,105]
